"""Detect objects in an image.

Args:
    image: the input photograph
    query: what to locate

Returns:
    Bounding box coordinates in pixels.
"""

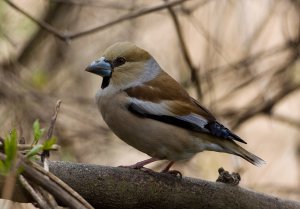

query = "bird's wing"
[127,98,209,132]
[124,73,246,144]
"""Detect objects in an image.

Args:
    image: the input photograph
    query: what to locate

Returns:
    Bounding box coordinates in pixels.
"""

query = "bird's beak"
[85,57,112,77]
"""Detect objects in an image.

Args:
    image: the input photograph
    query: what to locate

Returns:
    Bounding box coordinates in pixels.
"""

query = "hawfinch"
[85,42,265,173]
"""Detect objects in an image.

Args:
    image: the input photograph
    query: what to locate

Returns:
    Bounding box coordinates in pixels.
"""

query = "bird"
[85,42,265,175]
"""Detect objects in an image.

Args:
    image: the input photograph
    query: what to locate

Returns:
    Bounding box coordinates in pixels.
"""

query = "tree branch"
[3,0,192,41]
[1,161,299,209]
[66,0,191,40]
[164,0,202,99]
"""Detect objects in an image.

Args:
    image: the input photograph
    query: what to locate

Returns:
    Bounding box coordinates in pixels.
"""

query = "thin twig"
[164,0,202,99]
[22,159,94,209]
[201,41,291,79]
[67,0,191,40]
[39,101,62,208]
[271,113,300,129]
[19,175,52,209]
[51,0,141,10]
[45,100,62,143]
[0,143,60,151]
[27,159,93,209]
[0,152,94,209]
[34,185,59,209]
[227,82,300,130]
[216,54,297,103]
[41,100,61,164]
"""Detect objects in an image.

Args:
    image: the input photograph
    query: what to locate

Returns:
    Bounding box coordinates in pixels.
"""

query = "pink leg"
[161,161,174,172]
[161,161,182,178]
[119,157,159,169]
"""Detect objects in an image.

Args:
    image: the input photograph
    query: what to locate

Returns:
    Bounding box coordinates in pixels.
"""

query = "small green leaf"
[43,137,57,151]
[25,144,43,159]
[5,129,17,164]
[0,129,18,175]
[33,120,45,145]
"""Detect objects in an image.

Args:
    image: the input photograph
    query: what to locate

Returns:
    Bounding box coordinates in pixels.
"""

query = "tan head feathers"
[103,42,151,63]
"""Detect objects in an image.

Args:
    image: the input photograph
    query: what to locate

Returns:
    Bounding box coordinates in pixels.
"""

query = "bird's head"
[86,42,159,89]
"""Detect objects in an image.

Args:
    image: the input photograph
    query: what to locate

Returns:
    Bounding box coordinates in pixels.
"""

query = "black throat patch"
[101,77,111,89]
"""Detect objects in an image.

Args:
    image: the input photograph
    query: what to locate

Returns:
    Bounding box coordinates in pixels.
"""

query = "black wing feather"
[128,103,246,144]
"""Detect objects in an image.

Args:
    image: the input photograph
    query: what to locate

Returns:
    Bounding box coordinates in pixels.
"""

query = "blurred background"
[0,0,299,206]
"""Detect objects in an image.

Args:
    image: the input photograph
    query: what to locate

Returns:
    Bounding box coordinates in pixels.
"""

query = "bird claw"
[119,159,182,178]
[161,170,182,178]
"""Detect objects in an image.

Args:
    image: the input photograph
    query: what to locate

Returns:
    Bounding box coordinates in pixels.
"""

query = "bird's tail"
[224,141,266,166]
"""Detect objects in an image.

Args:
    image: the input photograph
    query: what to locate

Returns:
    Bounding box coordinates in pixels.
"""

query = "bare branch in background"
[66,0,191,40]
[224,82,300,130]
[3,0,192,41]
[50,0,143,10]
[164,0,202,98]
[202,42,292,79]
[216,51,297,103]
[271,114,300,129]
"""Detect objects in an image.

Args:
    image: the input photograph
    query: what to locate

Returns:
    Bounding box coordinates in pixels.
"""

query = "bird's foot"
[160,161,182,178]
[161,170,182,178]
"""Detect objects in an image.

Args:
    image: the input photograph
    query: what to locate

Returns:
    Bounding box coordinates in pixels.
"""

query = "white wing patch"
[175,114,208,128]
[129,98,208,129]
[129,98,174,115]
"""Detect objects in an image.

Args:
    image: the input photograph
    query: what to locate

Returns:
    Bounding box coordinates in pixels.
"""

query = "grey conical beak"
[85,57,112,77]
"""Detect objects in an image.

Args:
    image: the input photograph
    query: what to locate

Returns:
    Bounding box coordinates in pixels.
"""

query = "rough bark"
[1,161,299,209]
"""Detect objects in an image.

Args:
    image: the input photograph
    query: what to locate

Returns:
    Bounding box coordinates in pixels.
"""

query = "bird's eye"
[113,57,126,67]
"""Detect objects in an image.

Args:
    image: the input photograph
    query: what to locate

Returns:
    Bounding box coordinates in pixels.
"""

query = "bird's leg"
[119,157,159,169]
[161,161,182,178]
[161,161,174,172]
